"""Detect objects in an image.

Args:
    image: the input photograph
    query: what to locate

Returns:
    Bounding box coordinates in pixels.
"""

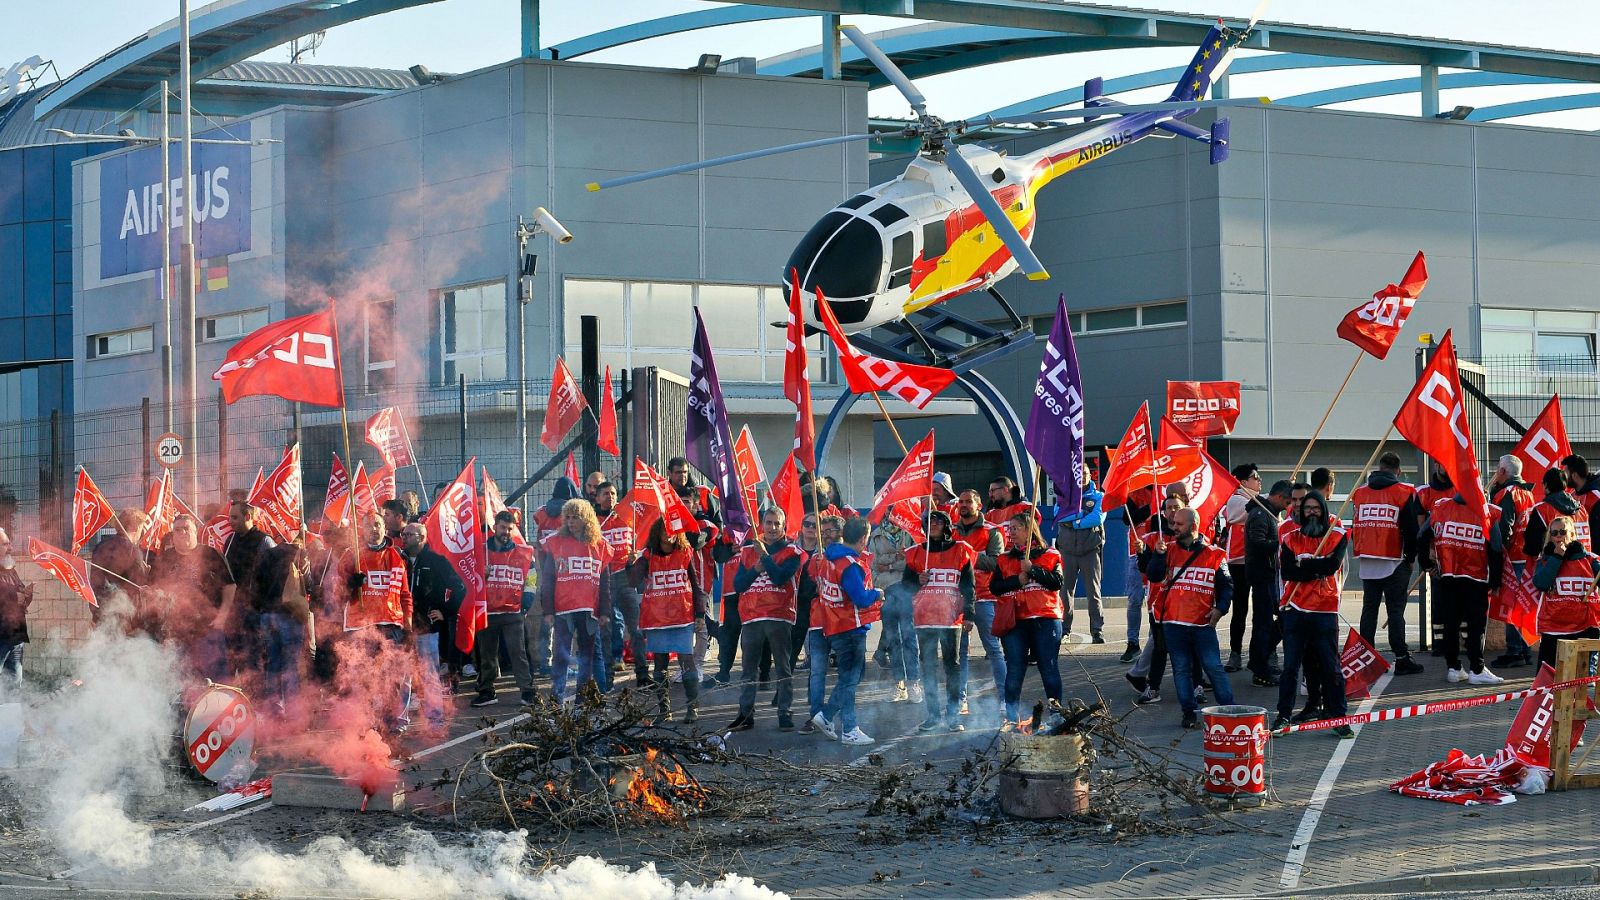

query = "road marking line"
[1279,670,1394,890]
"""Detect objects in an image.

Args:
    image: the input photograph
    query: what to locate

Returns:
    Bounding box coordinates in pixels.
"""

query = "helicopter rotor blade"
[942,148,1049,281]
[964,97,1269,128]
[838,25,931,122]
[587,132,887,192]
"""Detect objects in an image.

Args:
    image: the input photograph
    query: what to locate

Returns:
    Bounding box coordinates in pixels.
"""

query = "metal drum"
[183,683,256,783]
[1202,704,1267,795]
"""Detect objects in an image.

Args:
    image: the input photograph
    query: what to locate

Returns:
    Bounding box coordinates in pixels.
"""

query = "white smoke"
[12,628,784,899]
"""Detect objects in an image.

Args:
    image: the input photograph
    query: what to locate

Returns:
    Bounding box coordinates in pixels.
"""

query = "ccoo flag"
[1393,330,1487,521]
[1025,295,1085,516]
[211,308,344,407]
[686,308,752,538]
[1337,251,1428,360]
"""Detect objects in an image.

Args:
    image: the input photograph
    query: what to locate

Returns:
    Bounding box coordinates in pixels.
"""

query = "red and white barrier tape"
[1273,673,1600,735]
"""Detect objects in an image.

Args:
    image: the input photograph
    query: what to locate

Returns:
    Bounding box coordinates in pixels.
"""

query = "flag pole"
[1290,349,1365,481]
[1282,422,1395,609]
[868,390,910,455]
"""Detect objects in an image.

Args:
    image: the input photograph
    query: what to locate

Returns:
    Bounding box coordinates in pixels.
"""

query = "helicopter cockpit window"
[922,221,948,259]
[870,203,909,228]
[787,212,882,301]
[839,194,873,210]
[889,232,913,274]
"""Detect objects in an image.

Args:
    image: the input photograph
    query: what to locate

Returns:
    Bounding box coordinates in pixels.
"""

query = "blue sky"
[7,1,1600,127]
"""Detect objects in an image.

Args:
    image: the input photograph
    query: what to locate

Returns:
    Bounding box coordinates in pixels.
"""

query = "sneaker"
[1224,652,1243,673]
[1136,688,1161,705]
[1125,672,1149,695]
[917,717,942,733]
[461,664,478,678]
[797,717,815,735]
[1252,673,1279,688]
[1271,714,1291,731]
[811,712,839,740]
[1332,725,1356,739]
[520,692,538,705]
[1092,632,1106,645]
[873,648,891,670]
[959,699,970,716]
[1193,686,1206,705]
[1292,707,1324,724]
[839,727,874,746]
[1468,668,1505,686]
[890,681,909,702]
[946,721,966,733]
[1181,711,1199,729]
[777,714,795,732]
[726,713,755,732]
[908,684,925,705]
[1120,642,1141,663]
[1394,656,1425,676]
[683,706,699,725]
[1446,668,1468,683]
[470,694,496,708]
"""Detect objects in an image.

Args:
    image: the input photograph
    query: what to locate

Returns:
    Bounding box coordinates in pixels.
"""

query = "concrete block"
[271,772,406,812]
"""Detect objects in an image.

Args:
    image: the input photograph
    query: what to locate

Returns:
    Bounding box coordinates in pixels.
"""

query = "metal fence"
[1470,354,1600,474]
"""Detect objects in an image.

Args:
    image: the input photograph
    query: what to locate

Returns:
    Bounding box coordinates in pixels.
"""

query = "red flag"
[1158,418,1237,529]
[1165,381,1241,437]
[888,498,927,543]
[323,453,351,529]
[564,452,580,488]
[732,425,766,523]
[202,514,232,553]
[769,452,805,539]
[29,537,96,607]
[363,407,415,468]
[1337,251,1428,360]
[249,466,266,502]
[1393,330,1487,520]
[816,288,955,410]
[1489,570,1542,647]
[597,366,620,456]
[1505,664,1586,767]
[540,358,588,451]
[632,457,702,536]
[71,467,116,553]
[248,444,304,541]
[481,466,508,524]
[140,471,178,551]
[1511,395,1571,500]
[1339,629,1391,699]
[867,431,935,525]
[1101,404,1156,508]
[424,460,488,655]
[350,461,376,526]
[370,464,397,507]
[211,308,344,407]
[785,273,817,472]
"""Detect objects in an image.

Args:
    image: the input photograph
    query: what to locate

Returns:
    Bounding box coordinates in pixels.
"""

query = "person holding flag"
[89,508,150,622]
[1489,455,1537,669]
[798,515,844,734]
[347,511,415,732]
[1276,491,1355,738]
[727,507,807,733]
[903,510,977,733]
[992,513,1066,730]
[1530,515,1600,668]
[1142,506,1235,729]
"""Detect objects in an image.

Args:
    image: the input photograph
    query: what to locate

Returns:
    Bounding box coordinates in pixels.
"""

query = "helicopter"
[586,11,1268,337]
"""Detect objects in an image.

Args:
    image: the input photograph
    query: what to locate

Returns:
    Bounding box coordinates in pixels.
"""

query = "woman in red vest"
[991,513,1064,730]
[1530,515,1600,668]
[629,518,707,723]
[903,510,977,733]
[539,499,613,703]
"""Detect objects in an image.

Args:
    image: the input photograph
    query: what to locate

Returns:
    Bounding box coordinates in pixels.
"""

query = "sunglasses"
[1551,529,1569,536]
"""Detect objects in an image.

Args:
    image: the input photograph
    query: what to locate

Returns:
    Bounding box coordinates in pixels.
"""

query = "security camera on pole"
[515,207,574,514]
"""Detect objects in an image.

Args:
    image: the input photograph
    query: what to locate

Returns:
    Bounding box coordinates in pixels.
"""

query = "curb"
[1276,862,1600,896]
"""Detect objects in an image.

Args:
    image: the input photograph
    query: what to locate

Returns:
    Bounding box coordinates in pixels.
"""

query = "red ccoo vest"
[953,519,1000,600]
[1430,499,1500,583]
[485,543,536,615]
[905,541,977,628]
[1532,493,1596,553]
[639,546,696,631]
[736,541,805,625]
[348,545,411,631]
[1350,481,1416,561]
[1279,525,1345,614]
[542,533,611,617]
[1160,540,1229,627]
[815,552,880,637]
[598,506,638,571]
[1537,553,1600,636]
[1493,483,1534,568]
[995,547,1064,621]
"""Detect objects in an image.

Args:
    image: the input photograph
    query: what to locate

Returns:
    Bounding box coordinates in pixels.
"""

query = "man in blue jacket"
[1056,470,1107,643]
[812,517,884,746]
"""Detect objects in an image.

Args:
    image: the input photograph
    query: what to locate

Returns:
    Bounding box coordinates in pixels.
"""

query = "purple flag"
[1026,294,1085,517]
[687,308,752,539]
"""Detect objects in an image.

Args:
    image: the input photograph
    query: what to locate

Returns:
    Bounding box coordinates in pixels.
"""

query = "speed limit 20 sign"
[155,432,184,469]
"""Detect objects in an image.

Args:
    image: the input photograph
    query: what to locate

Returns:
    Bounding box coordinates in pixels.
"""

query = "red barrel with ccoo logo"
[1202,704,1267,795]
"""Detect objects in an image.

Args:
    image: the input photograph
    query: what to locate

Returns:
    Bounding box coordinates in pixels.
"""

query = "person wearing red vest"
[992,513,1065,729]
[797,515,846,733]
[1222,464,1263,674]
[628,517,708,724]
[347,512,415,733]
[904,510,977,732]
[727,508,807,733]
[931,472,959,518]
[526,476,582,679]
[1525,468,1598,557]
[1276,491,1354,737]
[984,476,1041,529]
[1126,493,1185,705]
[1530,515,1600,668]
[810,517,883,745]
[1489,455,1537,669]
[1420,495,1505,686]
[539,499,614,704]
[471,510,538,708]
[1350,452,1425,676]
[1143,507,1235,729]
[953,490,1006,720]
[595,482,643,681]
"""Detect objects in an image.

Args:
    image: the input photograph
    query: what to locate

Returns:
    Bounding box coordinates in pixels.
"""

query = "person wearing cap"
[1055,468,1107,643]
[930,472,958,518]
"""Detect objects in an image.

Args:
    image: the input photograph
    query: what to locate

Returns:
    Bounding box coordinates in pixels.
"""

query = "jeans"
[1164,623,1235,714]
[551,612,598,702]
[739,620,794,718]
[1437,577,1488,672]
[259,611,306,713]
[415,632,446,727]
[917,628,960,721]
[822,630,867,733]
[475,612,535,699]
[959,601,1007,705]
[1360,561,1414,658]
[1227,563,1252,657]
[524,606,552,673]
[1279,608,1346,720]
[1000,617,1064,722]
[1125,553,1145,645]
[805,629,829,719]
[880,582,920,684]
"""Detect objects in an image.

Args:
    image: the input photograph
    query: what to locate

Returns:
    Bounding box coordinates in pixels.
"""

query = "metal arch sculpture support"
[817,369,1033,501]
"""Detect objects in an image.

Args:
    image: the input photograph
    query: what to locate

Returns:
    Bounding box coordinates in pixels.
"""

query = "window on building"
[563,278,828,383]
[365,298,395,392]
[1030,301,1186,339]
[441,281,507,384]
[1481,308,1600,396]
[88,326,153,360]
[200,308,269,342]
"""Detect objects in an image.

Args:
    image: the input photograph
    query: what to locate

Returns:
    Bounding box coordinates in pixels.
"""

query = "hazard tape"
[1273,673,1600,736]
